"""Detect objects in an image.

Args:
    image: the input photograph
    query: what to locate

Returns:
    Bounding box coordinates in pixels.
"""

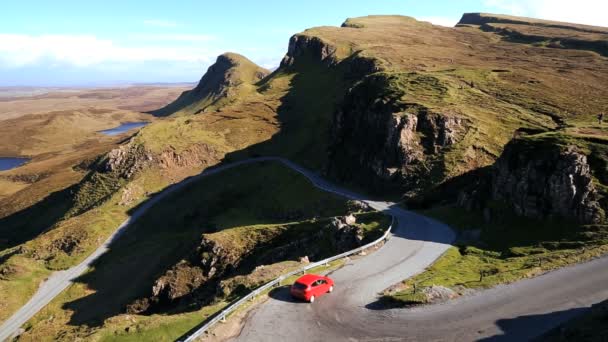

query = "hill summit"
[151,52,270,116]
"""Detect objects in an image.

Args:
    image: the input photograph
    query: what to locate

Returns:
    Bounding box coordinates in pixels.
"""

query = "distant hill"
[150,53,270,116]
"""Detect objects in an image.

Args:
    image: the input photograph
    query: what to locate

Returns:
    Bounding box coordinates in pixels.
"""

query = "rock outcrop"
[105,143,153,178]
[327,215,364,252]
[281,34,340,67]
[491,141,604,224]
[104,141,221,179]
[459,137,607,225]
[329,73,469,195]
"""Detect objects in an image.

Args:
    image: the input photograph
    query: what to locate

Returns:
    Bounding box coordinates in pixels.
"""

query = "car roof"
[295,274,325,285]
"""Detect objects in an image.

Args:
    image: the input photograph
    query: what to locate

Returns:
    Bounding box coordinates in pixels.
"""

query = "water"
[0,157,30,171]
[98,122,149,136]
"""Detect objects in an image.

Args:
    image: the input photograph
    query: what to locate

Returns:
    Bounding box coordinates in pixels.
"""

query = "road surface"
[232,210,608,340]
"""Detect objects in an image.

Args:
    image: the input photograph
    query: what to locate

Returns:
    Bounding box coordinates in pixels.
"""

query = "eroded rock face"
[281,34,339,67]
[327,216,364,252]
[151,261,206,302]
[157,144,221,170]
[329,74,469,194]
[105,143,153,179]
[105,142,221,180]
[127,237,233,314]
[491,143,604,224]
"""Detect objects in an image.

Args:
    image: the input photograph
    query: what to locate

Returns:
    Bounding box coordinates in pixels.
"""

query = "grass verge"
[385,205,608,306]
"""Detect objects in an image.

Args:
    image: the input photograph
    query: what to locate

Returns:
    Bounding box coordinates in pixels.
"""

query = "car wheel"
[328,286,334,293]
[309,295,315,303]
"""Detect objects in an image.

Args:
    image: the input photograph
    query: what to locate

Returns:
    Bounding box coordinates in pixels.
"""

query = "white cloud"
[143,19,178,28]
[0,34,219,68]
[417,16,459,27]
[484,0,608,26]
[131,33,216,42]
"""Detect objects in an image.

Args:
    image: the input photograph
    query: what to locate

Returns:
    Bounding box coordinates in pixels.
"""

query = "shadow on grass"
[0,185,74,254]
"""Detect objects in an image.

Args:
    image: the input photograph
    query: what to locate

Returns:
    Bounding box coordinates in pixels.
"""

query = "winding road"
[233,210,608,341]
[1,157,607,341]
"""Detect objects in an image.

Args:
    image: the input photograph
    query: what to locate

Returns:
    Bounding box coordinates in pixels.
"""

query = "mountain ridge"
[151,52,269,116]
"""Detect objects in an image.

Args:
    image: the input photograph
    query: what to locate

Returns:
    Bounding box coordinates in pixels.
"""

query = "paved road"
[235,253,608,341]
[232,212,608,340]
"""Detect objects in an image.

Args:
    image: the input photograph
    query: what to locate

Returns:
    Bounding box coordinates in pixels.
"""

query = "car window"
[293,282,307,290]
[311,280,319,287]
[319,280,327,284]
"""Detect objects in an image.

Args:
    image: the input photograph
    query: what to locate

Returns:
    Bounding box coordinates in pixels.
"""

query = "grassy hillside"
[151,53,270,116]
[2,12,608,341]
[15,161,389,341]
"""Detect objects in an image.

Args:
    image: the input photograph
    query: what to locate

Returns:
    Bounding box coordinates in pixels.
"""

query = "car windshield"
[293,282,308,290]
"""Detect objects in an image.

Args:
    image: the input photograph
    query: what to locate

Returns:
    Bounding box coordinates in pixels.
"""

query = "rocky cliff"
[314,14,607,202]
[152,53,270,116]
[328,73,470,195]
[459,135,608,225]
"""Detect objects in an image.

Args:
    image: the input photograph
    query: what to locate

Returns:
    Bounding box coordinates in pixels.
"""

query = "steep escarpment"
[318,14,607,201]
[152,53,270,116]
[458,13,608,34]
[329,73,470,195]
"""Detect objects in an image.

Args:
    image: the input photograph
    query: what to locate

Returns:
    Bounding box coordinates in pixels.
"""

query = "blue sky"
[0,0,605,86]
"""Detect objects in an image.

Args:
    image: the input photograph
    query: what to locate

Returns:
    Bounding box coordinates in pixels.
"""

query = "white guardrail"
[180,216,395,342]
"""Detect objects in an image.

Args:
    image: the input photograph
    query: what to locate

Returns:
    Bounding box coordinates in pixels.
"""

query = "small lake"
[0,157,30,171]
[98,122,149,136]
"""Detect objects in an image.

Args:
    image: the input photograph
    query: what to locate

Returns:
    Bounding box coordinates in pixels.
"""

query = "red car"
[290,274,334,303]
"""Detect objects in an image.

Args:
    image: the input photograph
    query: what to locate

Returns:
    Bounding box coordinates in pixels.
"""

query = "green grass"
[133,117,231,154]
[228,55,348,170]
[356,211,392,242]
[17,161,394,340]
[0,255,51,323]
[0,169,174,324]
[387,205,608,306]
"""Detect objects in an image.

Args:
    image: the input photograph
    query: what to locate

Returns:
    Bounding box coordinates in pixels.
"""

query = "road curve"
[232,218,608,339]
[0,157,309,340]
